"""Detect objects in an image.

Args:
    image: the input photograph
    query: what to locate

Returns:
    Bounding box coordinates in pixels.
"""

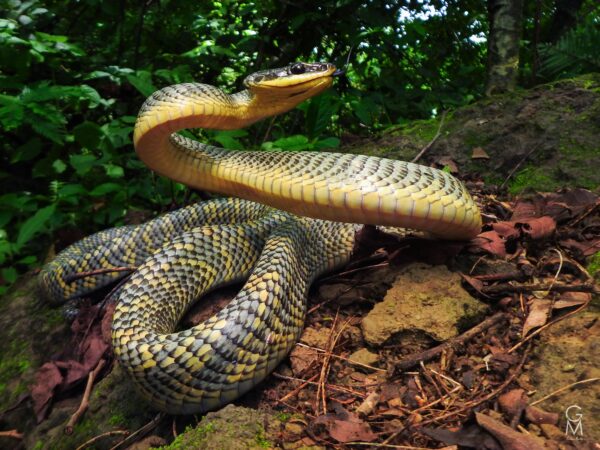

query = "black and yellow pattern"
[40,62,482,414]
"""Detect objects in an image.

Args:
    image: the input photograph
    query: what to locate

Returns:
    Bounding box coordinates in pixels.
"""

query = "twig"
[500,144,539,190]
[508,300,589,353]
[347,444,435,449]
[317,261,389,284]
[411,111,447,163]
[394,312,508,372]
[65,358,107,434]
[75,430,129,450]
[530,378,600,406]
[109,413,164,450]
[0,429,23,439]
[296,342,386,373]
[272,373,367,398]
[413,342,532,428]
[278,374,319,404]
[482,282,599,295]
[64,266,136,283]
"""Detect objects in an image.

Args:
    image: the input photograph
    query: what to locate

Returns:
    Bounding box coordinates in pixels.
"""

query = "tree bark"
[486,0,524,95]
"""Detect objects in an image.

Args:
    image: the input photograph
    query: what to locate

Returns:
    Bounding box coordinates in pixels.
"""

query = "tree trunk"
[486,0,524,95]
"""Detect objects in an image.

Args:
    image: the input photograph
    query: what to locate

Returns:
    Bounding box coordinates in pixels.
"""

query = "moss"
[587,252,600,279]
[55,418,99,450]
[156,423,216,450]
[386,116,444,143]
[275,412,292,422]
[508,166,562,195]
[254,426,272,448]
[0,339,32,408]
[108,412,128,427]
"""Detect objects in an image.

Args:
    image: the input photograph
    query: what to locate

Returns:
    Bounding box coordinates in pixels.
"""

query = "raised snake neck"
[40,62,482,414]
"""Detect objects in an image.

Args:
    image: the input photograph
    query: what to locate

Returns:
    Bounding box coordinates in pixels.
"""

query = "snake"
[39,62,481,414]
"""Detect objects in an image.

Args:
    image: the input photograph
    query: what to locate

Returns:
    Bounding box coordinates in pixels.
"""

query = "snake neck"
[132,83,319,191]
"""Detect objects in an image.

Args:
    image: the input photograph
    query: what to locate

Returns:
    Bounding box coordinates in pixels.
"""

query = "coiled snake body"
[40,62,481,414]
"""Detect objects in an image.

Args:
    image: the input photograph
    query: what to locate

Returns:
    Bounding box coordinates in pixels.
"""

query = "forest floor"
[0,76,599,450]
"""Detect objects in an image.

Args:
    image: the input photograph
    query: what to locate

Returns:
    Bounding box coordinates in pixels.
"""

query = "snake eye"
[290,63,306,75]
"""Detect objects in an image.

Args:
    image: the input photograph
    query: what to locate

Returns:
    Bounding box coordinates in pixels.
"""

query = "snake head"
[244,62,337,101]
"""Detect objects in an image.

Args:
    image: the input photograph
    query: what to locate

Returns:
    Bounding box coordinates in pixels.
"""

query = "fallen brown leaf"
[522,299,552,337]
[471,146,490,159]
[498,388,528,416]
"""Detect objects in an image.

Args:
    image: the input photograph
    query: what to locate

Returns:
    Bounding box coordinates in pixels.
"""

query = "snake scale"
[40,62,481,414]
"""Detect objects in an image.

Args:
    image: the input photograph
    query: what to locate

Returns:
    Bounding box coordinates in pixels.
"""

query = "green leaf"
[69,154,97,175]
[313,137,340,149]
[305,92,337,139]
[52,159,67,173]
[16,204,56,248]
[212,130,247,150]
[125,71,156,97]
[104,164,124,178]
[90,182,122,197]
[1,267,17,284]
[73,121,103,149]
[264,135,311,151]
[11,138,42,163]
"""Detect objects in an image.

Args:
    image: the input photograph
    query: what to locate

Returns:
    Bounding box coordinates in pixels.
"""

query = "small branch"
[414,343,532,428]
[272,373,367,398]
[65,359,107,434]
[109,413,164,450]
[278,374,319,404]
[75,430,129,450]
[296,342,386,373]
[411,110,447,163]
[530,378,600,406]
[500,145,539,190]
[482,282,599,296]
[394,312,508,372]
[508,300,589,354]
[64,266,136,284]
[0,429,23,439]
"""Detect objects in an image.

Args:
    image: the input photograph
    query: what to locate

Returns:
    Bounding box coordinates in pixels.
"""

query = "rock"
[361,263,488,347]
[348,348,380,368]
[300,326,330,349]
[160,404,276,450]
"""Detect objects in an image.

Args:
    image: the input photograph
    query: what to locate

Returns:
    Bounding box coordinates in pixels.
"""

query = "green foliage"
[2,0,594,292]
[539,17,600,79]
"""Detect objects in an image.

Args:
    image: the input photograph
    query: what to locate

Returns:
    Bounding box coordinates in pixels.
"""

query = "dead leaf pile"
[30,304,111,422]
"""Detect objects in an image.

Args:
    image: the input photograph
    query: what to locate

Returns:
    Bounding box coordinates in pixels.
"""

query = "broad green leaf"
[125,71,156,97]
[1,267,17,284]
[11,138,42,163]
[264,135,310,151]
[90,182,122,197]
[69,154,97,175]
[73,121,103,149]
[104,164,124,178]
[16,204,56,248]
[313,137,340,149]
[212,130,247,150]
[52,159,67,173]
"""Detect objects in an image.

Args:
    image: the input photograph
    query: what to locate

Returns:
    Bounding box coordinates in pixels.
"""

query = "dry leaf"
[471,146,490,159]
[522,299,552,337]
